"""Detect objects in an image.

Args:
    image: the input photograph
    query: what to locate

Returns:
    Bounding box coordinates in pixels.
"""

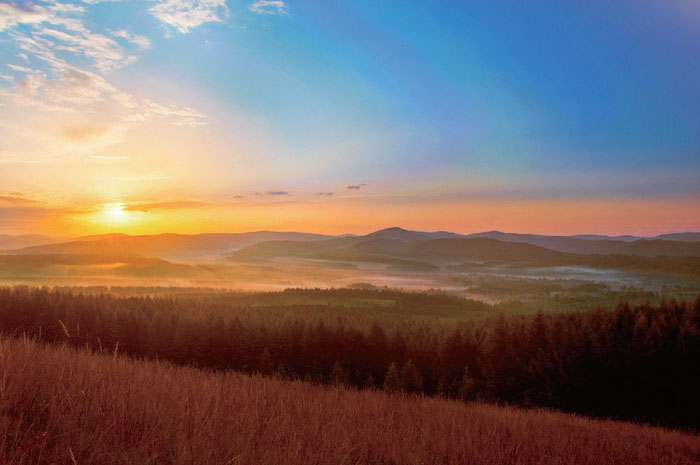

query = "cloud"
[317,192,333,196]
[149,0,230,34]
[125,98,207,127]
[266,191,290,196]
[89,154,130,161]
[110,30,151,50]
[346,183,367,190]
[7,63,32,73]
[0,1,206,130]
[249,1,288,15]
[0,193,40,206]
[61,123,111,142]
[0,3,49,32]
[18,73,43,97]
[121,200,210,212]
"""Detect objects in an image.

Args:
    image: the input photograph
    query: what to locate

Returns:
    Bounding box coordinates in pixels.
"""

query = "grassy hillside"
[1,337,698,465]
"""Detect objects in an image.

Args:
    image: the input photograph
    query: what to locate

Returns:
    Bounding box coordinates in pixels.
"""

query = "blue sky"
[0,0,698,235]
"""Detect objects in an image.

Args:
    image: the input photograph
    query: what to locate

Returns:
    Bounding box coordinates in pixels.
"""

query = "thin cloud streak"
[122,200,210,212]
[249,1,289,15]
[149,0,230,34]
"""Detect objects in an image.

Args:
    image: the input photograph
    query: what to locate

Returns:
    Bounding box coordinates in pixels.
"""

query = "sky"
[0,0,698,237]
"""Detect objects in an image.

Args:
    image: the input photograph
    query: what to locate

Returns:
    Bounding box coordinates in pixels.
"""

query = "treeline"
[0,287,698,429]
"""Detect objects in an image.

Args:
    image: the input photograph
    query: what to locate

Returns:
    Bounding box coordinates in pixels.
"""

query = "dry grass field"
[1,337,698,465]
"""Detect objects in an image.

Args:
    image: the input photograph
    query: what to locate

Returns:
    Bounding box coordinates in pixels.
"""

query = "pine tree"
[456,366,477,401]
[330,361,350,387]
[363,374,376,390]
[383,361,403,393]
[256,348,274,375]
[400,359,423,393]
[528,310,548,350]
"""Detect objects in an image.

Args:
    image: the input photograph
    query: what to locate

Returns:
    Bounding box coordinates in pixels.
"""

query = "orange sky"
[22,195,697,238]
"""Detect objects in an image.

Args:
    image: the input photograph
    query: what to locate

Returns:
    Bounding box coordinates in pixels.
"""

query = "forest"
[0,286,698,430]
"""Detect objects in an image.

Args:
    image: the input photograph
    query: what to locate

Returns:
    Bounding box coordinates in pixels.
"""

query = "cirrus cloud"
[122,200,210,212]
[149,0,230,34]
[249,1,288,15]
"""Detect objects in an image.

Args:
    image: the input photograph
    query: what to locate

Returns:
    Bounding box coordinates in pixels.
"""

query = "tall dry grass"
[0,337,698,465]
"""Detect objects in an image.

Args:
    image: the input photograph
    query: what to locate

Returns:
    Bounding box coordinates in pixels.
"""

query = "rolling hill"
[0,234,69,251]
[228,227,700,266]
[1,231,334,262]
[462,231,700,256]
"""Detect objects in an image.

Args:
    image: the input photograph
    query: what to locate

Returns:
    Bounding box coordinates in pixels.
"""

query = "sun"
[97,202,136,227]
[106,203,126,219]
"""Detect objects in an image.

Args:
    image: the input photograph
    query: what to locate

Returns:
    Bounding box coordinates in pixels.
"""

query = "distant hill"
[229,235,571,266]
[654,232,700,242]
[0,234,70,251]
[570,234,639,242]
[461,231,700,256]
[227,227,700,272]
[3,228,699,265]
[364,227,464,241]
[1,231,334,262]
[0,253,208,279]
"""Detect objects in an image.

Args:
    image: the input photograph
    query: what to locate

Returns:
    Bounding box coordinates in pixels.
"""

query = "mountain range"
[1,228,699,268]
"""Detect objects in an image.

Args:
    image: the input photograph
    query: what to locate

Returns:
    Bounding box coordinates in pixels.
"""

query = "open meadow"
[1,336,699,465]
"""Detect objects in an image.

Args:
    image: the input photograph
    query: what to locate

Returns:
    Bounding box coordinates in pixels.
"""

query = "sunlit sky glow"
[1,0,699,237]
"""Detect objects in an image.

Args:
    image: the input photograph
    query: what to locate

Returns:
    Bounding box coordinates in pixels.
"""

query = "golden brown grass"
[1,337,698,465]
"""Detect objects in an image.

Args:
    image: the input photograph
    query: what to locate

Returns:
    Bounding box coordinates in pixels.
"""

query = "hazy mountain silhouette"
[460,231,700,256]
[2,228,699,266]
[364,227,464,241]
[653,232,700,242]
[0,234,70,251]
[1,231,334,262]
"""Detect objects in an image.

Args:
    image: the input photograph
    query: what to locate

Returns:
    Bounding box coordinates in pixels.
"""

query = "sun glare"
[98,202,133,227]
[107,203,125,218]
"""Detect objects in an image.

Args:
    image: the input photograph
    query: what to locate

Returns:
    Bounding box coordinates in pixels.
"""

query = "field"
[1,337,699,465]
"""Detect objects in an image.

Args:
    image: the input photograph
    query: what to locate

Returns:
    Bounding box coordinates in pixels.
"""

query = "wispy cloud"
[7,63,32,73]
[249,1,289,15]
[150,0,230,34]
[317,192,333,196]
[265,191,290,196]
[0,1,207,135]
[0,3,49,32]
[110,30,151,50]
[0,193,40,206]
[89,154,130,161]
[61,123,111,142]
[122,200,210,212]
[346,183,367,190]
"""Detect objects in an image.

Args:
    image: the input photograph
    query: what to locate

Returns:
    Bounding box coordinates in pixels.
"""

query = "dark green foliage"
[0,286,698,430]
